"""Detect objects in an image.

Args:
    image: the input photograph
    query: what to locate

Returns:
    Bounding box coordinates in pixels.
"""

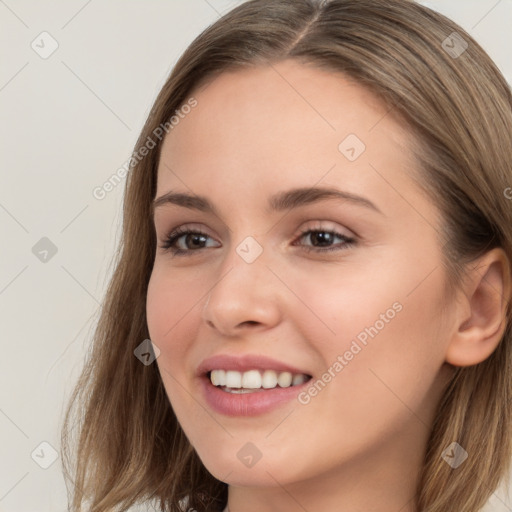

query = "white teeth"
[225,370,242,388]
[262,369,278,389]
[242,370,262,389]
[210,369,226,386]
[292,374,307,386]
[209,369,309,390]
[277,371,292,387]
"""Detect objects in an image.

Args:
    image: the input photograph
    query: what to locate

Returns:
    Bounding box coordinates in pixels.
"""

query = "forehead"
[163,60,399,146]
[156,59,418,207]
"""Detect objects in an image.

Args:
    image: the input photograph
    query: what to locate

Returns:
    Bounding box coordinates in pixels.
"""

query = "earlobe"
[445,248,511,367]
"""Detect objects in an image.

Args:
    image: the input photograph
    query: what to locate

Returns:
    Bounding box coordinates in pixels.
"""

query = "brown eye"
[295,229,356,253]
[159,228,219,255]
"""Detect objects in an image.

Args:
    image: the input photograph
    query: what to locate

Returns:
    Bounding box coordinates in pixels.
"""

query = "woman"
[61,1,512,511]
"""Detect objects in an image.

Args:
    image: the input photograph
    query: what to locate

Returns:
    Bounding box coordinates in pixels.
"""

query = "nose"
[202,242,283,336]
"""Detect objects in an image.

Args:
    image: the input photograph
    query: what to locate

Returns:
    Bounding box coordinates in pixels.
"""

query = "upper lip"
[196,353,312,377]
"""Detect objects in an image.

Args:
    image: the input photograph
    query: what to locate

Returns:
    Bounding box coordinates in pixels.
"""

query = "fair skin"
[146,59,509,512]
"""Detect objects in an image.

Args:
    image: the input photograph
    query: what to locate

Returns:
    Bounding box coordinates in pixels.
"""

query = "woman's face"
[146,60,457,491]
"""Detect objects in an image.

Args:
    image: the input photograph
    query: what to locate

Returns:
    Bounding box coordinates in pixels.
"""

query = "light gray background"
[0,1,511,511]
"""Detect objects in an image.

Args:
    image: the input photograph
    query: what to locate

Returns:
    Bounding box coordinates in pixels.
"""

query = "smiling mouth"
[207,369,312,393]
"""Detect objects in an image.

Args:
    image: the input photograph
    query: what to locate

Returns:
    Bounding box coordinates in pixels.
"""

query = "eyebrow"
[151,186,383,216]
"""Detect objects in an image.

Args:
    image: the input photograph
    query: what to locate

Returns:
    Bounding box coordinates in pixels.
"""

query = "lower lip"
[200,375,311,417]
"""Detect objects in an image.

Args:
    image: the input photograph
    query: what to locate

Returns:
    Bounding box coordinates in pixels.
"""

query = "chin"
[195,444,307,487]
[206,462,287,487]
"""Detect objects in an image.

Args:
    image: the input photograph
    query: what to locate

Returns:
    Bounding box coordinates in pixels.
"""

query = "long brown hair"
[61,1,512,511]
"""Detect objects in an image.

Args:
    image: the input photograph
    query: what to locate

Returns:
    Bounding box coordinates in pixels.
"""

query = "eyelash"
[158,225,356,256]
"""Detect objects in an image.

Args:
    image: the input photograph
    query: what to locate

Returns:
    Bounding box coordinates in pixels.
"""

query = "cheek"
[283,260,406,356]
[270,271,449,469]
[146,269,202,384]
[146,267,200,342]
[146,270,203,425]
[288,253,449,406]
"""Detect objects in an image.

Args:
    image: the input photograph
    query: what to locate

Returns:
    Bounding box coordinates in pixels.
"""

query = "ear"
[445,247,511,367]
